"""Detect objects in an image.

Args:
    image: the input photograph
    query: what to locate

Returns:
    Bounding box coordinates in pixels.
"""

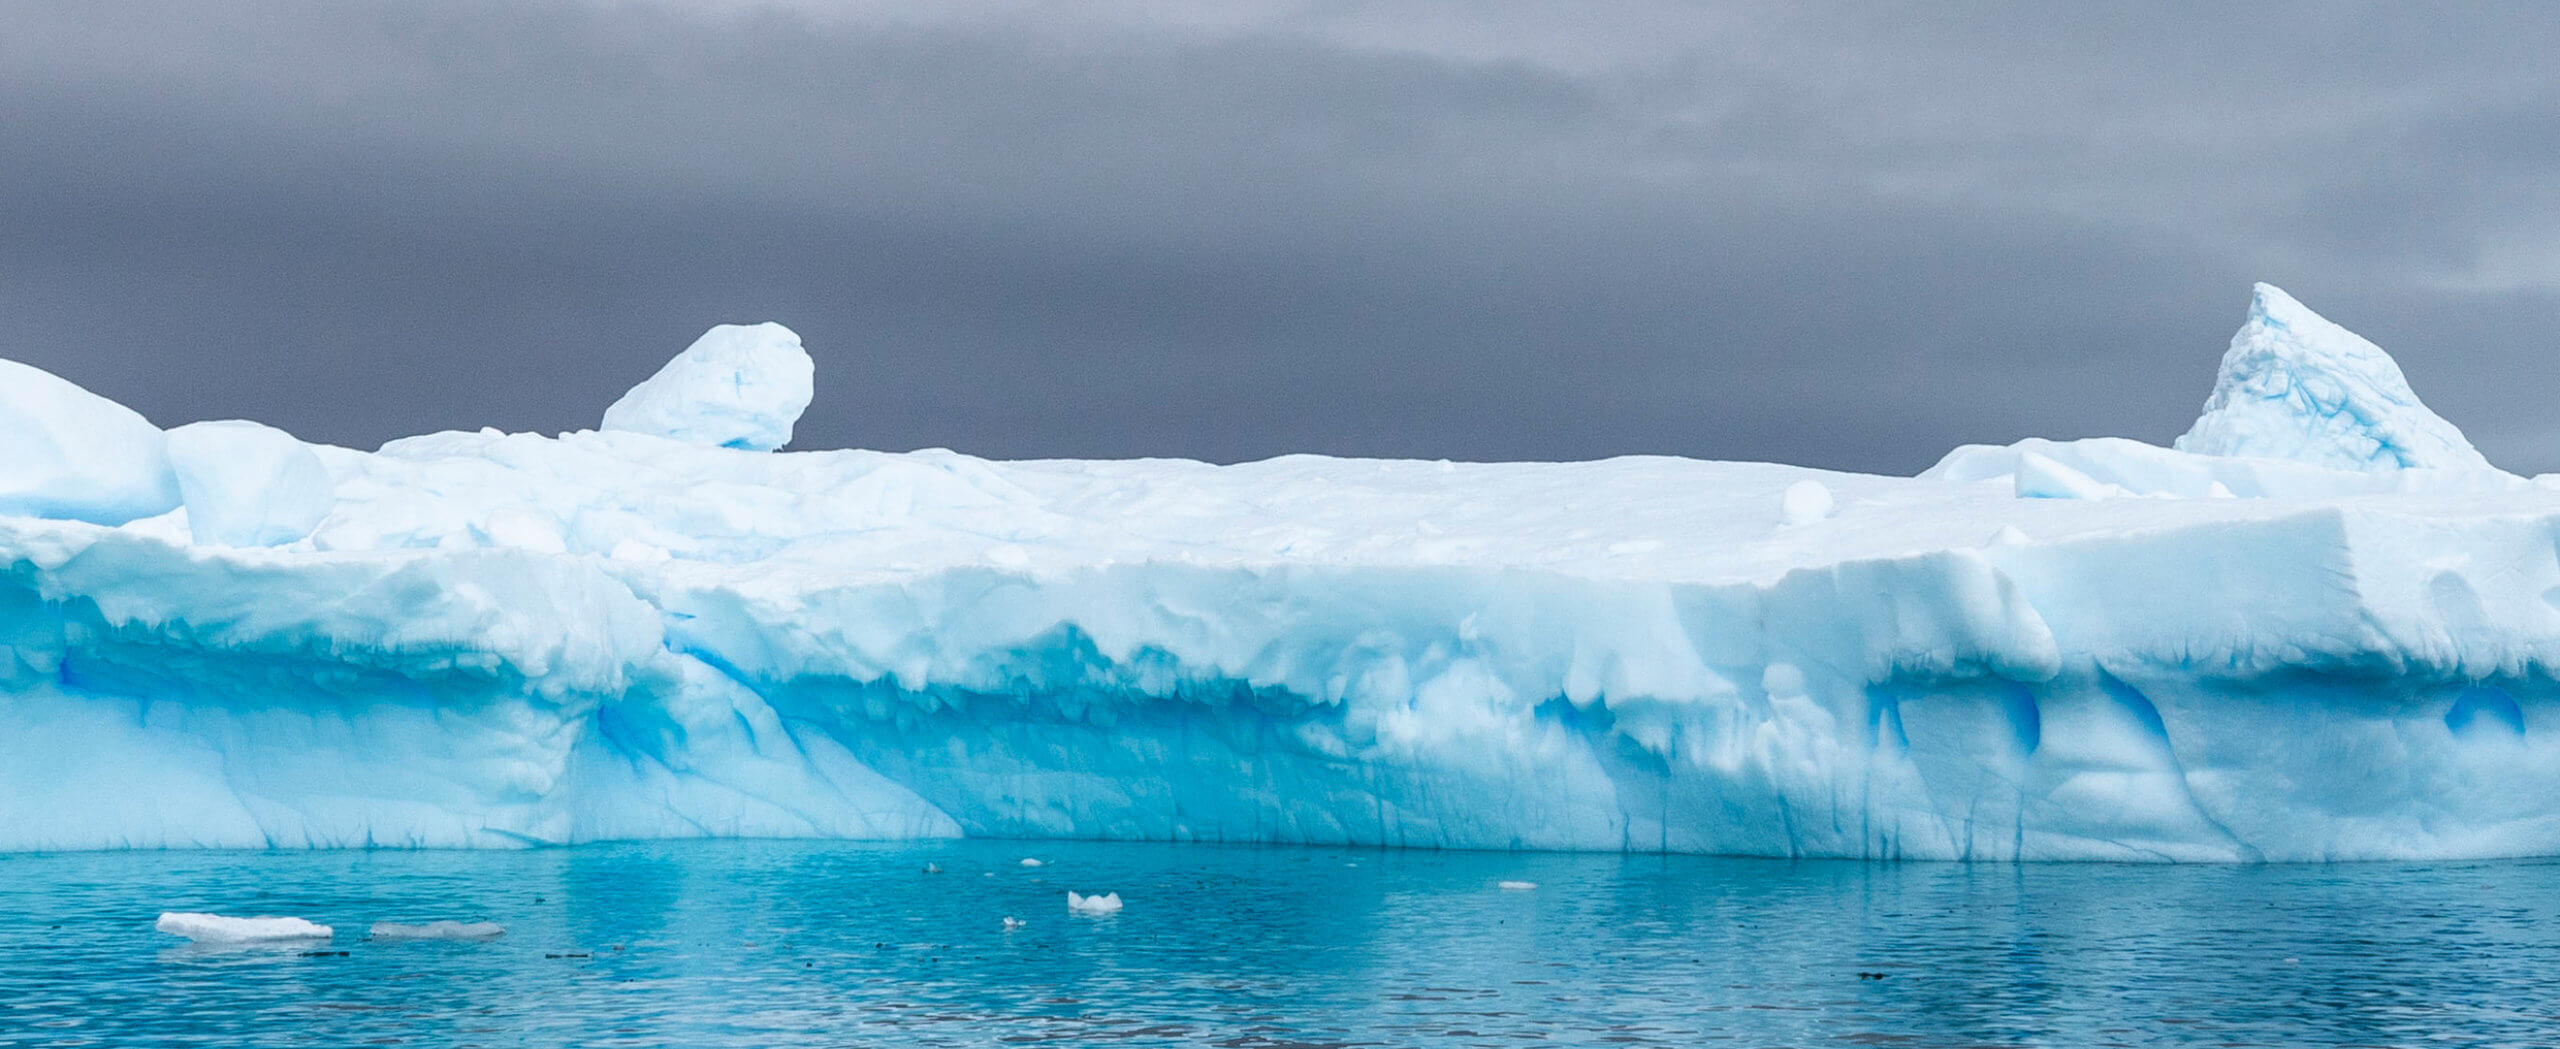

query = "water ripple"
[0,844,2553,1046]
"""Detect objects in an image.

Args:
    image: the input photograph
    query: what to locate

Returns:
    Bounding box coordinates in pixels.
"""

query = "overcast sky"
[6,1,2558,473]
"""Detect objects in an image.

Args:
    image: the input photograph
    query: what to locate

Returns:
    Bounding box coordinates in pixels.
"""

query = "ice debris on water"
[1067,891,1123,915]
[156,913,333,943]
[369,921,505,940]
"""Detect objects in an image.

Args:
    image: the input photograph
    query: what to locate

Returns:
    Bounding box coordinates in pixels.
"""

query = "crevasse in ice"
[3,290,2557,861]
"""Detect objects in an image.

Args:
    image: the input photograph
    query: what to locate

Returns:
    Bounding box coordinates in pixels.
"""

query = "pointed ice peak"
[2245,281,2313,326]
[2173,283,2491,473]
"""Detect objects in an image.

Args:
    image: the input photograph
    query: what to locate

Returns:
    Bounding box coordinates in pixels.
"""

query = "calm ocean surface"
[1,840,2553,1047]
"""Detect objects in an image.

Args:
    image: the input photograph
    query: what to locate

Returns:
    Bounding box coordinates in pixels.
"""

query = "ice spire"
[2174,283,2490,472]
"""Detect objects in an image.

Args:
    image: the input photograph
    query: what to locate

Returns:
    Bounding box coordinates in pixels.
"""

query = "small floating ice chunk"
[369,921,505,940]
[1066,891,1123,915]
[1018,858,1044,868]
[156,912,333,943]
[1002,916,1026,930]
[923,862,943,874]
[1780,479,1833,525]
[1497,880,1539,891]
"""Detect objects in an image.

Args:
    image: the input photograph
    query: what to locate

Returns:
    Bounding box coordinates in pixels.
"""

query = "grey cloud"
[1,0,2555,473]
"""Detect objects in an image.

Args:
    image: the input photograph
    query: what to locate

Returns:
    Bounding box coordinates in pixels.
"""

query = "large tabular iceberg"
[2,291,2555,861]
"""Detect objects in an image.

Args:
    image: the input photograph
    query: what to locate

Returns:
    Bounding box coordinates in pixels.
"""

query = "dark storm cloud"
[4,0,2557,472]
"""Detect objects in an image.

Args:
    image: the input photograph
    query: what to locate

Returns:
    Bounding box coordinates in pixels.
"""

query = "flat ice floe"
[370,921,506,940]
[6,285,2560,861]
[156,913,333,943]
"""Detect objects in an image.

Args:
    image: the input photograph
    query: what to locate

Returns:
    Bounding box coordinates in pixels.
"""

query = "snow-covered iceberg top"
[2,289,2557,863]
[0,358,179,525]
[2175,283,2488,471]
[1926,283,2512,499]
[601,322,812,452]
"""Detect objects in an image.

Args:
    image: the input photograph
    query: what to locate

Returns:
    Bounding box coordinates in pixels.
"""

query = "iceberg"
[1066,891,1123,915]
[156,913,333,943]
[3,292,2559,861]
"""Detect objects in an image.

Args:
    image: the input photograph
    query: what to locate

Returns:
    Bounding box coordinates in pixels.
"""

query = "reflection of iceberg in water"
[9,841,2530,1043]
[3,286,2559,859]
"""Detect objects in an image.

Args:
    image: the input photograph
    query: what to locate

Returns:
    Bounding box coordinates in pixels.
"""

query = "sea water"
[2,840,2555,1046]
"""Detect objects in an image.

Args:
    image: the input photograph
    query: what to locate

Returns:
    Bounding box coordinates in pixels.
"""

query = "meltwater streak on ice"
[1,286,2558,860]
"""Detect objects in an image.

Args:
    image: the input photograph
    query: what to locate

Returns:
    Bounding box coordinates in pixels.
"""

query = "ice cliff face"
[3,294,2558,860]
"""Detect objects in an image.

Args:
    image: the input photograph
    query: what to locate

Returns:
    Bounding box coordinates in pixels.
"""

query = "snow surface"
[600,323,813,452]
[1780,480,1833,525]
[166,421,334,547]
[7,288,2560,861]
[0,359,178,525]
[156,913,333,942]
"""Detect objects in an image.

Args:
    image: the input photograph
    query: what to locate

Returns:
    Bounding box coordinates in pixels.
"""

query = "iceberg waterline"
[5,287,2558,860]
